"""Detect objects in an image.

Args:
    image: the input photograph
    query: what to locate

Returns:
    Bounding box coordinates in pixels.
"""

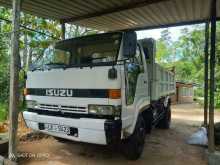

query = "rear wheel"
[123,115,146,160]
[215,132,220,145]
[156,105,171,129]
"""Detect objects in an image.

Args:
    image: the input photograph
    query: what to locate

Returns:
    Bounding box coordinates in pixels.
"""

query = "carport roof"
[0,0,219,31]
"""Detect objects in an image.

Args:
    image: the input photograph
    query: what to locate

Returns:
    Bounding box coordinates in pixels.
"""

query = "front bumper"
[23,111,121,145]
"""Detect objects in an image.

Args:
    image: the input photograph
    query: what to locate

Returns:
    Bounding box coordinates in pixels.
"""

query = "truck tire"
[123,115,146,160]
[215,132,220,145]
[142,109,153,134]
[156,105,171,129]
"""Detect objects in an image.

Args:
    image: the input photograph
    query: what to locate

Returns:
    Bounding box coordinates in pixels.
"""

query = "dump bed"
[153,64,175,100]
[139,38,175,101]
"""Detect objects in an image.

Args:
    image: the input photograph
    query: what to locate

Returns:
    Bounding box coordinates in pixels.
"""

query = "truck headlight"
[88,105,121,116]
[26,100,38,109]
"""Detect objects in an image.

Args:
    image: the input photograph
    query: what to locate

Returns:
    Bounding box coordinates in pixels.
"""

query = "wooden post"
[61,23,66,40]
[204,22,209,127]
[8,0,21,161]
[208,0,216,153]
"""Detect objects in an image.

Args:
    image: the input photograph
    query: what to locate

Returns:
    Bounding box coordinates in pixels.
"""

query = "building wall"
[178,87,193,103]
[178,86,194,103]
[171,83,194,104]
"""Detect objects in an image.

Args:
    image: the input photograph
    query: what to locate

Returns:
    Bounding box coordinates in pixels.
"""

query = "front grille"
[28,108,115,120]
[38,104,87,113]
[38,104,59,111]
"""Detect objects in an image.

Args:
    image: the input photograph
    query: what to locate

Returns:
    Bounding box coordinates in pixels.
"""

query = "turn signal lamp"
[108,89,121,99]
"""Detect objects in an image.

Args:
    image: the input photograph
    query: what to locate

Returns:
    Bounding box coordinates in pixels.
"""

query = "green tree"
[156,24,220,107]
[156,29,173,63]
[0,6,97,120]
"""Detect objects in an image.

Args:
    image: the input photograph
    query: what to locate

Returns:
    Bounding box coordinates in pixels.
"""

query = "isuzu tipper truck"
[23,31,175,160]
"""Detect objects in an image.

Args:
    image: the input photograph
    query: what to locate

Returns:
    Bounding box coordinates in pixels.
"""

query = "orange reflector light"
[108,89,121,99]
[23,88,28,96]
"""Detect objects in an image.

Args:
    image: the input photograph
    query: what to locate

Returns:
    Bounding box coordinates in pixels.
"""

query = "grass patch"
[194,96,220,109]
[0,101,25,122]
[0,104,7,122]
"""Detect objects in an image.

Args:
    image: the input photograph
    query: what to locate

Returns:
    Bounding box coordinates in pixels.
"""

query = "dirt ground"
[17,103,220,165]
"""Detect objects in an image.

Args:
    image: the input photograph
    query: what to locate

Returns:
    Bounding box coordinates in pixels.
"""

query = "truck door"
[125,45,145,105]
[122,44,150,132]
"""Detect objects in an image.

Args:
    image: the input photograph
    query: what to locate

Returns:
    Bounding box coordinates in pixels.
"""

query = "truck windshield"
[37,33,122,70]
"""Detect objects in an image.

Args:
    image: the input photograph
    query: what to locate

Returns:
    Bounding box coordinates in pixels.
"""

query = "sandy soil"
[17,103,219,165]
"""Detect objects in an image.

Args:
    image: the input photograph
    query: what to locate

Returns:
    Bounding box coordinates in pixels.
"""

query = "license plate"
[43,123,70,135]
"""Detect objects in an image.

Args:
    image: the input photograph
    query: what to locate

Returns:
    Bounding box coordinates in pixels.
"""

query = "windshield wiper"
[45,62,68,66]
[45,62,68,69]
[67,61,115,68]
[30,67,43,72]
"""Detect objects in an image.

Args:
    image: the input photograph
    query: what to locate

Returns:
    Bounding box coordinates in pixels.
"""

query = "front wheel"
[122,115,146,160]
[156,105,171,129]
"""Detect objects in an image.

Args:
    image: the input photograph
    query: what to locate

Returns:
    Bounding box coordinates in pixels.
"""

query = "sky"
[136,25,196,41]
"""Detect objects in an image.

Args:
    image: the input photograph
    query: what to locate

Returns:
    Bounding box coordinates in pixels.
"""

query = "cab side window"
[125,45,143,105]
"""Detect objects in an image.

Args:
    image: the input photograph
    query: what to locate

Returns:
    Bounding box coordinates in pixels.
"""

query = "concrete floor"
[17,103,219,165]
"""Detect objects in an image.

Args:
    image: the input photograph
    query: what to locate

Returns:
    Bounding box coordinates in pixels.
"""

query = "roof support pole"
[61,23,65,40]
[208,0,216,153]
[204,21,209,127]
[8,0,21,161]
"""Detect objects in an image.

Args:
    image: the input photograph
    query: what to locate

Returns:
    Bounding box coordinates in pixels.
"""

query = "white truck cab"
[23,31,175,160]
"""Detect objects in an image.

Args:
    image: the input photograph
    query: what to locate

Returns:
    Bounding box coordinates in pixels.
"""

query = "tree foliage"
[0,7,96,119]
[156,25,220,107]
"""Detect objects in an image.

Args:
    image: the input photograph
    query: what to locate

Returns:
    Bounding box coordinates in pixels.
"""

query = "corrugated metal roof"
[0,0,219,31]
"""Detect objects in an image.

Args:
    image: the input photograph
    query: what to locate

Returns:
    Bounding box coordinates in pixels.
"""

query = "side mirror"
[123,31,137,58]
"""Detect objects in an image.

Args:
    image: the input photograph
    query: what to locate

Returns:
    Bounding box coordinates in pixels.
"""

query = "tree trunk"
[8,0,21,161]
[23,32,28,69]
[27,47,33,70]
[61,23,65,40]
[75,25,79,37]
